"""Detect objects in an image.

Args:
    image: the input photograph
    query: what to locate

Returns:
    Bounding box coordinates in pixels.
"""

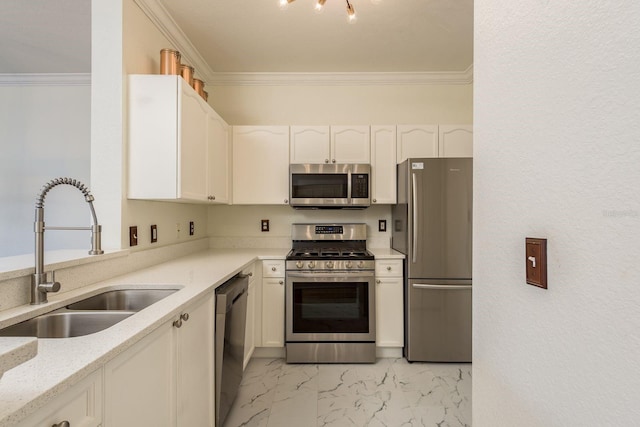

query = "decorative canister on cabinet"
[193,78,205,97]
[180,64,194,86]
[160,48,181,75]
[203,90,209,102]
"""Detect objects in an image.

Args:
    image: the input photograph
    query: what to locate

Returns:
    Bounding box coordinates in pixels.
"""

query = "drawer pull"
[52,422,70,427]
[386,266,392,271]
[272,267,277,271]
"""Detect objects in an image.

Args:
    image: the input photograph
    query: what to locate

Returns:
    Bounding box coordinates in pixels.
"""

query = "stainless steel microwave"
[289,163,371,208]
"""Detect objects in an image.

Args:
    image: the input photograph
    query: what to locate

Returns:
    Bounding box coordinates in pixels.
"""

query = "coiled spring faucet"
[32,177,104,305]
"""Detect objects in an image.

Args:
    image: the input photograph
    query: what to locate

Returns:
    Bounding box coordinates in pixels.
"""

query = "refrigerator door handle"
[411,172,418,264]
[412,283,472,290]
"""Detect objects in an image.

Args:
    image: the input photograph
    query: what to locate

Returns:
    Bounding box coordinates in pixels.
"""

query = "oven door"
[285,271,375,343]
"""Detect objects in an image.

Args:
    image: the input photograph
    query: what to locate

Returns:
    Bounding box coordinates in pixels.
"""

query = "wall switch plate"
[378,220,387,232]
[150,225,157,243]
[526,237,547,289]
[189,221,194,236]
[129,226,138,247]
[261,219,270,232]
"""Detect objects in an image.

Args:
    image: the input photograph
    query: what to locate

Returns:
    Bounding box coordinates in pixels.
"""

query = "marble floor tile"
[224,358,472,427]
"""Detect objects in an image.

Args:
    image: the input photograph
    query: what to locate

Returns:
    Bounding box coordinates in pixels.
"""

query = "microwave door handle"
[412,172,418,264]
[347,169,352,205]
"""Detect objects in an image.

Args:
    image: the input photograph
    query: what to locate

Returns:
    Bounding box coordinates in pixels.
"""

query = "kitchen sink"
[66,288,179,311]
[0,310,135,338]
[0,288,180,338]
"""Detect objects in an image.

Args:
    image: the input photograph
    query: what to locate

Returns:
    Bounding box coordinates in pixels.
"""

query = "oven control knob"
[327,261,334,269]
[346,261,353,269]
[296,261,303,269]
[358,261,365,268]
[308,261,316,269]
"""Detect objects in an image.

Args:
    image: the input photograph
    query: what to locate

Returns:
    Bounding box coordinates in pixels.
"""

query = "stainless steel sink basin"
[0,310,134,338]
[0,288,180,338]
[66,288,178,311]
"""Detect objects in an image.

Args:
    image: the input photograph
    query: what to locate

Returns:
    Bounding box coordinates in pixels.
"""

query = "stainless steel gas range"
[285,223,376,363]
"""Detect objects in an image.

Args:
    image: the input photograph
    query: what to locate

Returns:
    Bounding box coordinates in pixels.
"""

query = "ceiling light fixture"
[279,0,363,23]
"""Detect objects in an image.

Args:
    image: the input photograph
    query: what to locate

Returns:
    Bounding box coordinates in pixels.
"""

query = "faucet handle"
[39,271,61,293]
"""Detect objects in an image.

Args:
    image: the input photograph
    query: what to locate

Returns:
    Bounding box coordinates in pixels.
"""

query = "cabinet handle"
[279,280,284,285]
[181,313,190,322]
[332,159,336,163]
[173,319,183,328]
[373,199,377,203]
[211,195,216,201]
[325,159,329,163]
[272,266,276,271]
[284,199,288,204]
[387,266,392,271]
[247,272,253,277]
[52,421,70,427]
[376,280,381,284]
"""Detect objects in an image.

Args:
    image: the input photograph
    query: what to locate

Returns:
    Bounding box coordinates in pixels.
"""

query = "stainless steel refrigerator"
[392,158,472,362]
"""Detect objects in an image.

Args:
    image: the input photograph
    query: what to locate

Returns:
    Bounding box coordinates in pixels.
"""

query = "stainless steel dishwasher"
[215,274,249,427]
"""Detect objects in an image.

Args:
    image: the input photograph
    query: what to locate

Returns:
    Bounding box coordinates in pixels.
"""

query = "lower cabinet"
[375,259,405,348]
[18,369,103,427]
[104,291,215,427]
[261,260,285,348]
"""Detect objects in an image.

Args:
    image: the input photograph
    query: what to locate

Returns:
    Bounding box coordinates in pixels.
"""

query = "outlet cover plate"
[526,237,547,289]
[129,226,138,247]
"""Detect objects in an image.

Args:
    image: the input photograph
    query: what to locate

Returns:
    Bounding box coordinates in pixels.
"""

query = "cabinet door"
[290,126,330,164]
[232,126,290,204]
[371,125,397,204]
[397,125,439,162]
[207,110,230,203]
[439,125,473,158]
[262,277,285,347]
[244,279,256,369]
[177,292,215,427]
[376,277,404,347]
[18,369,102,427]
[330,126,370,163]
[178,81,209,201]
[104,322,176,427]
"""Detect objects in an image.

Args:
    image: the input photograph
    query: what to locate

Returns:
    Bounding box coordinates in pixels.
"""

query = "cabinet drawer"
[18,369,102,427]
[375,259,403,277]
[262,260,285,278]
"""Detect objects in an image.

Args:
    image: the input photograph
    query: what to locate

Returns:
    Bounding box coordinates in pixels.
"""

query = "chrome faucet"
[32,177,104,305]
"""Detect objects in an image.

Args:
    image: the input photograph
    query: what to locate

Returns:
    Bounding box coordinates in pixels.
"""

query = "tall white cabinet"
[370,125,397,204]
[232,126,290,205]
[128,75,229,203]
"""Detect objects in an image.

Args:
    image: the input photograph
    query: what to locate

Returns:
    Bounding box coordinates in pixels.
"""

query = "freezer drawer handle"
[412,283,472,290]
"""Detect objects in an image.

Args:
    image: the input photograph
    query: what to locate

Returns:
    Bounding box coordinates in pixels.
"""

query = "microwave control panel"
[351,174,369,198]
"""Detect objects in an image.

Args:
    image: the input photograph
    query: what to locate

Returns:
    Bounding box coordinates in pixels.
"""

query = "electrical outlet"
[129,226,138,246]
[261,219,270,232]
[378,220,387,232]
[150,225,157,243]
[189,221,195,236]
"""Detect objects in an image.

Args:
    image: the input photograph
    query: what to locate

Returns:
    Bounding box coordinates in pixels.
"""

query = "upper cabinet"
[370,126,397,204]
[232,126,290,205]
[128,75,229,203]
[397,124,472,162]
[290,125,370,164]
[396,125,439,162]
[439,125,473,158]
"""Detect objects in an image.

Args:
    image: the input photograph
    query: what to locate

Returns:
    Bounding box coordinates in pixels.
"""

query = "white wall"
[0,84,91,257]
[474,1,640,426]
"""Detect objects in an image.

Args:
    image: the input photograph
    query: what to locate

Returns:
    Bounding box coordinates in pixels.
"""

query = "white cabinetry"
[375,259,404,348]
[396,125,439,162]
[439,125,473,158]
[290,126,330,163]
[290,126,370,164]
[128,75,229,203]
[261,260,285,347]
[370,125,397,204]
[232,126,290,205]
[17,369,102,427]
[243,262,259,369]
[104,292,215,427]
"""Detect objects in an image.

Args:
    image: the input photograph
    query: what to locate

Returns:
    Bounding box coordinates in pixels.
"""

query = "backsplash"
[0,238,209,312]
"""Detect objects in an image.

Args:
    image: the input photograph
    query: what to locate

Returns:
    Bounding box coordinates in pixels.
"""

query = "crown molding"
[134,0,216,82]
[135,0,473,86]
[0,73,91,86]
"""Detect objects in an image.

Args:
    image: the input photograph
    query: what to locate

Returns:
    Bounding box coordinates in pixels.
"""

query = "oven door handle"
[286,271,374,279]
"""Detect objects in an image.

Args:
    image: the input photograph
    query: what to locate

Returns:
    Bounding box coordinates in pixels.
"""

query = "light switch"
[525,237,547,289]
[150,225,158,243]
[129,226,138,247]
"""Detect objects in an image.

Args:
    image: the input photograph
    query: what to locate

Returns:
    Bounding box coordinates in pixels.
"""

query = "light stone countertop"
[0,338,37,381]
[368,248,405,259]
[0,248,286,427]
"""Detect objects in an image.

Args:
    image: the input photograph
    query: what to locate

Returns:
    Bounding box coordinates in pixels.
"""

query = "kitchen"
[1,0,639,427]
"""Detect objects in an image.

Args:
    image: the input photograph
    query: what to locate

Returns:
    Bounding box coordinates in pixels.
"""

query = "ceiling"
[0,0,473,75]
